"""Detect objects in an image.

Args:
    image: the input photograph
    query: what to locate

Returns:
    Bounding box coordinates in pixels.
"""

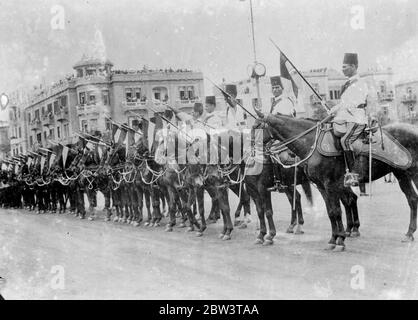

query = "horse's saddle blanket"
[318,129,412,170]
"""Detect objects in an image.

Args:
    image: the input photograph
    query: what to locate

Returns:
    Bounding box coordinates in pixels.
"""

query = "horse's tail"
[301,180,314,207]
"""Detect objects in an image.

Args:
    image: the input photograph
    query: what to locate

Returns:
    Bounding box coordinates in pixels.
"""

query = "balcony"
[41,113,55,127]
[29,119,42,131]
[55,107,69,122]
[401,93,417,104]
[378,91,394,102]
[121,100,148,110]
[76,104,100,116]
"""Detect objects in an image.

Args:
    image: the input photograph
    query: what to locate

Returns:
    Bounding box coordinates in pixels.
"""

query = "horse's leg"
[164,186,177,231]
[196,186,206,236]
[263,189,276,245]
[246,179,266,244]
[185,187,200,232]
[317,186,346,251]
[340,189,359,237]
[87,189,97,221]
[219,188,233,240]
[284,188,297,233]
[394,172,418,242]
[144,187,152,225]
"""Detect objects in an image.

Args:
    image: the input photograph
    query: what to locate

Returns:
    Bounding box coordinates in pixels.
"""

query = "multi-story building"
[8,92,28,156]
[0,121,10,159]
[395,80,418,124]
[21,54,204,150]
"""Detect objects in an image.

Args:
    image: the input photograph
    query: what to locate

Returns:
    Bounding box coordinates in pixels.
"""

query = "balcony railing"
[76,104,100,115]
[29,119,42,131]
[121,101,148,109]
[401,94,417,104]
[42,113,55,126]
[378,92,394,102]
[55,107,69,121]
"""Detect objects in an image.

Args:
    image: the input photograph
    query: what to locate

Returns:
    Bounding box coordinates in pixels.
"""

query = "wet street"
[1,179,418,300]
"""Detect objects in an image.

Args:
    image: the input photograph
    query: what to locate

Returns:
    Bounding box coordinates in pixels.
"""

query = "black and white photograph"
[1,0,418,303]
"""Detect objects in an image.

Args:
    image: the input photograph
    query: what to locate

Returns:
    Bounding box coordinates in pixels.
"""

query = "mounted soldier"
[269,76,296,117]
[329,53,369,187]
[224,84,247,129]
[203,96,222,128]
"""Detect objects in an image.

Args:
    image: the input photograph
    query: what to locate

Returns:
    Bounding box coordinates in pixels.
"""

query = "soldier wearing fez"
[329,52,369,187]
[204,95,222,128]
[270,76,297,117]
[224,84,247,129]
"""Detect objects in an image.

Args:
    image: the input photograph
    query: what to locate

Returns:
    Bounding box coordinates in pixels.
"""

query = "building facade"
[0,121,10,159]
[395,80,418,124]
[14,55,204,152]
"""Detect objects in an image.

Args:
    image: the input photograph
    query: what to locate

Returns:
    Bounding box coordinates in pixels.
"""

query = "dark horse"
[256,110,418,250]
[244,119,314,245]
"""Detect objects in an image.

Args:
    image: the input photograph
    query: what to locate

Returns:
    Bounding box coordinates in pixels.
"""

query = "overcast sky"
[1,0,418,120]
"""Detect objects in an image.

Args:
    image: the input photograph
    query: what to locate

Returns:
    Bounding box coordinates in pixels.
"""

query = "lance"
[148,103,195,142]
[206,77,257,120]
[164,103,216,130]
[269,37,332,114]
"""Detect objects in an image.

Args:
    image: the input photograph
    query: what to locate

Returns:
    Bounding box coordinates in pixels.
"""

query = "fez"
[225,84,237,97]
[93,130,102,137]
[205,95,216,105]
[270,76,282,88]
[343,53,358,66]
[132,119,140,127]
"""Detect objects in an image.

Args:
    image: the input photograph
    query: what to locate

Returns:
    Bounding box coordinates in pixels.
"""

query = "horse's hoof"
[263,239,273,246]
[254,238,264,245]
[133,222,140,227]
[88,217,94,221]
[345,231,351,237]
[178,222,187,228]
[186,227,194,232]
[165,226,173,232]
[294,225,304,235]
[113,217,118,222]
[286,226,295,234]
[196,231,203,237]
[104,217,110,222]
[238,223,247,229]
[401,235,414,242]
[334,245,346,252]
[325,243,336,250]
[218,233,225,239]
[351,230,360,238]
[154,222,161,227]
[144,222,150,227]
[222,234,231,241]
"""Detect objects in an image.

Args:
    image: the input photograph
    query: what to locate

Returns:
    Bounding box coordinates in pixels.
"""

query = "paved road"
[1,179,417,299]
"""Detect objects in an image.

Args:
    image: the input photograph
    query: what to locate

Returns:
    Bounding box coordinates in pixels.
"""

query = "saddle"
[318,124,412,170]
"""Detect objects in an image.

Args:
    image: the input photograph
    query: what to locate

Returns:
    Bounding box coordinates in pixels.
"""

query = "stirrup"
[344,170,359,187]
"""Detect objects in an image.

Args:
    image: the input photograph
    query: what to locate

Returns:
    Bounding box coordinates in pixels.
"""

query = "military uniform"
[269,76,297,116]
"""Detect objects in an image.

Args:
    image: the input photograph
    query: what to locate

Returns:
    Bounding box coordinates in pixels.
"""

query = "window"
[57,126,61,139]
[102,90,109,105]
[48,103,53,113]
[64,124,69,137]
[18,127,21,138]
[29,136,33,147]
[154,92,161,100]
[42,106,45,116]
[81,120,88,132]
[61,96,67,107]
[90,119,98,131]
[44,131,47,141]
[77,69,83,77]
[88,92,96,105]
[125,88,133,102]
[134,88,141,101]
[179,86,186,100]
[79,92,86,105]
[335,90,340,100]
[37,133,42,142]
[329,91,334,100]
[28,112,31,123]
[35,109,40,120]
[53,101,59,113]
[187,86,195,99]
[20,146,22,154]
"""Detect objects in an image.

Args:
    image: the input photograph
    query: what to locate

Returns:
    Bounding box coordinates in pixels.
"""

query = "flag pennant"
[40,156,46,173]
[62,146,69,167]
[49,153,56,169]
[280,52,299,98]
[97,145,103,160]
[146,120,156,151]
